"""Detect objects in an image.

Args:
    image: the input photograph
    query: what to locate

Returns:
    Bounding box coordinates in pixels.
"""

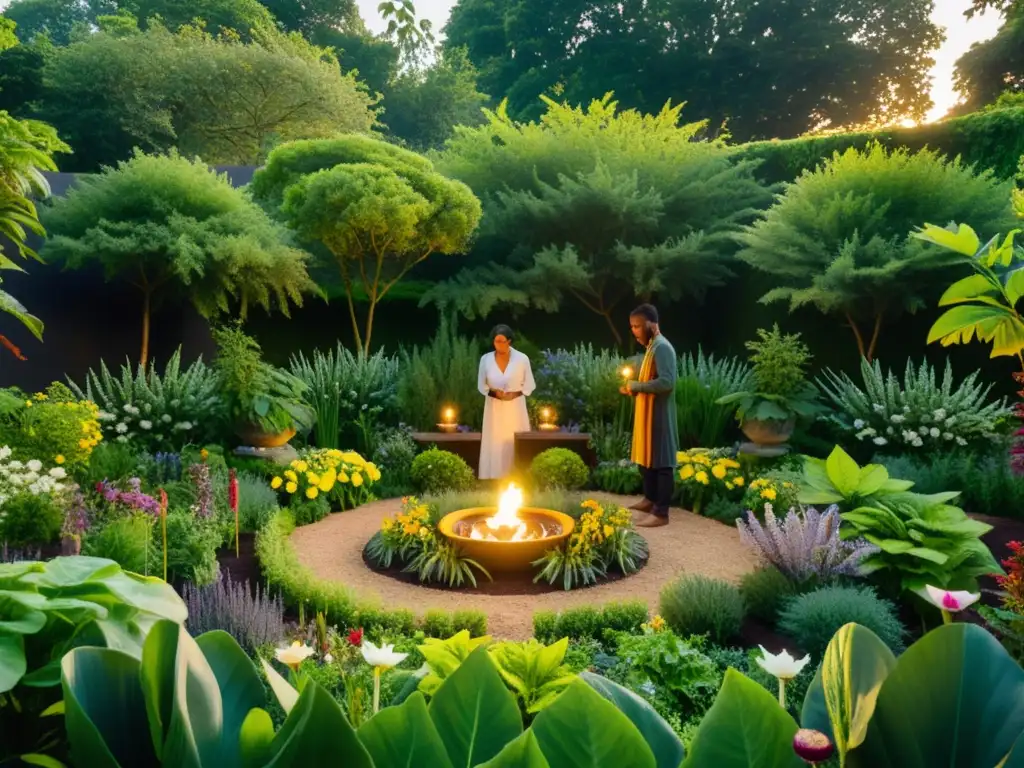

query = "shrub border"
[256,508,488,637]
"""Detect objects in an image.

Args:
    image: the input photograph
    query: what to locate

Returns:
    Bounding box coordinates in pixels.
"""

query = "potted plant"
[716,325,822,445]
[212,325,315,447]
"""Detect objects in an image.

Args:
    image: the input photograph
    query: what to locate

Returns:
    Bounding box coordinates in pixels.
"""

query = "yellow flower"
[783,482,794,489]
[306,487,319,500]
[319,469,336,492]
[726,482,734,490]
[351,472,363,487]
[679,464,695,480]
[382,518,394,531]
[306,472,320,485]
[200,448,209,461]
[735,476,745,487]
[366,463,381,482]
[55,455,65,465]
[761,488,777,500]
[603,524,614,537]
[284,470,297,482]
[650,614,666,632]
[695,470,709,485]
[285,481,298,494]
[24,401,32,408]
[712,464,727,480]
[78,439,89,450]
[338,471,349,484]
[271,476,283,489]
[34,392,46,401]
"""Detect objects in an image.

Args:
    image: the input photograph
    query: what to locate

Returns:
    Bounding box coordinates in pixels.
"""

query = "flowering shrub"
[0,446,69,507]
[95,478,161,517]
[997,541,1024,614]
[741,473,800,517]
[737,504,877,584]
[1,384,102,466]
[818,357,1008,452]
[367,496,487,587]
[69,350,226,453]
[532,346,625,429]
[535,499,648,590]
[676,449,745,513]
[270,449,380,513]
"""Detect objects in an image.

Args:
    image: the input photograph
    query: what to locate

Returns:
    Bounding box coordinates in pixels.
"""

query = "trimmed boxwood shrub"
[410,448,475,495]
[530,447,589,490]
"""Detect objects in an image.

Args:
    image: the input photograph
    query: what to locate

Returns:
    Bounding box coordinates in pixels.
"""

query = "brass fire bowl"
[438,507,575,574]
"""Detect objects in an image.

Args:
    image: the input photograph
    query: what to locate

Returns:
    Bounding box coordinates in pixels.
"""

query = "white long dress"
[478,348,536,480]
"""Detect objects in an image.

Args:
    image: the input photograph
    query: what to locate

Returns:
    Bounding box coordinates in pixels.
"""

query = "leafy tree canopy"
[40,151,320,365]
[954,4,1024,113]
[39,22,377,170]
[735,142,1018,361]
[262,0,361,36]
[443,0,943,141]
[426,94,773,344]
[254,135,482,353]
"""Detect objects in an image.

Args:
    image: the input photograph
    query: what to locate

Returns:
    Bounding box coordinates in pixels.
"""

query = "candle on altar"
[538,407,557,431]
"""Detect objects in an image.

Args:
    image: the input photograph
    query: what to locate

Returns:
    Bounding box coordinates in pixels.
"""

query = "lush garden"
[5,7,1024,759]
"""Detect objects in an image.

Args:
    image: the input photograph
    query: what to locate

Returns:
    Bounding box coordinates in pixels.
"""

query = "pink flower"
[923,585,980,613]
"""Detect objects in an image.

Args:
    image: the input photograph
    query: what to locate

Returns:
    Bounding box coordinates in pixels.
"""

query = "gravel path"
[290,494,761,639]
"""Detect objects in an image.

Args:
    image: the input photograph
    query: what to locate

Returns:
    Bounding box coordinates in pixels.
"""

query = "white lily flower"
[922,585,980,624]
[361,640,408,670]
[756,645,810,681]
[275,641,315,671]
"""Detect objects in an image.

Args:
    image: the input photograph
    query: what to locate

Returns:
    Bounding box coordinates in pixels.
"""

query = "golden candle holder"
[538,407,558,431]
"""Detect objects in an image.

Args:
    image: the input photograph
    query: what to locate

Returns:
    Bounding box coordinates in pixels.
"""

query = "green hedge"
[255,508,488,637]
[732,106,1024,184]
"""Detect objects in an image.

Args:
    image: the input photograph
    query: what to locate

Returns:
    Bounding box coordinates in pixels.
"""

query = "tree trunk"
[844,311,866,359]
[140,286,151,368]
[363,297,379,357]
[866,312,884,363]
[602,311,623,348]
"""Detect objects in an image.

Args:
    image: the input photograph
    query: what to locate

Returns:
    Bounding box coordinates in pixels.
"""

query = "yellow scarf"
[630,342,656,467]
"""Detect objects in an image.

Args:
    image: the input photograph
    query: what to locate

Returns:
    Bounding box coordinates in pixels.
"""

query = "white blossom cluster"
[0,445,69,507]
[852,406,971,449]
[98,402,194,447]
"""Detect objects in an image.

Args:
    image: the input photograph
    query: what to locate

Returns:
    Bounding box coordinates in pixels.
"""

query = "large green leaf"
[0,590,48,634]
[359,691,454,768]
[0,288,43,340]
[0,632,26,693]
[683,669,802,768]
[801,624,897,765]
[478,731,551,768]
[197,631,266,768]
[581,671,685,768]
[267,679,373,766]
[913,222,981,257]
[61,647,156,767]
[141,621,223,768]
[531,679,656,768]
[826,447,861,498]
[848,623,1024,768]
[428,646,522,767]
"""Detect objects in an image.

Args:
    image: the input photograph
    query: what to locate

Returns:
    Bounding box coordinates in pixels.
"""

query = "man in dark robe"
[621,304,679,528]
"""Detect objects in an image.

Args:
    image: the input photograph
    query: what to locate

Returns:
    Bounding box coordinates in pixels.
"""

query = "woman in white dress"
[478,324,536,480]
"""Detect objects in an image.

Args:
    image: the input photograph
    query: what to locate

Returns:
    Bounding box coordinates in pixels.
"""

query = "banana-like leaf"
[912,222,981,256]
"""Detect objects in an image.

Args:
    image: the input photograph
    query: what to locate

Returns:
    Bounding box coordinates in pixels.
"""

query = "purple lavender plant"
[736,504,878,582]
[188,462,213,518]
[62,489,92,538]
[182,573,286,652]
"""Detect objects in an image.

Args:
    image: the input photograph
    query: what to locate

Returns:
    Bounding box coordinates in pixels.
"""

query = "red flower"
[228,469,239,513]
[159,488,168,518]
[347,628,363,647]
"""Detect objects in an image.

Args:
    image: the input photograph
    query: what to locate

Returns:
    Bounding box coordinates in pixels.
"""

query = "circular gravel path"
[290,494,761,639]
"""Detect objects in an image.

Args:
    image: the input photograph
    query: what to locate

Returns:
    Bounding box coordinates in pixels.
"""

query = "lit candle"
[621,365,633,381]
[442,407,455,424]
[539,407,557,430]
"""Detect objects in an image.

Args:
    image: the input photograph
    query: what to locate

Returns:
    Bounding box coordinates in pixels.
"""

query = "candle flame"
[442,407,455,422]
[485,483,528,539]
[621,366,633,378]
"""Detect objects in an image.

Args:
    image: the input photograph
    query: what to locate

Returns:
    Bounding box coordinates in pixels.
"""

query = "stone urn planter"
[741,417,795,446]
[61,535,81,556]
[234,423,297,449]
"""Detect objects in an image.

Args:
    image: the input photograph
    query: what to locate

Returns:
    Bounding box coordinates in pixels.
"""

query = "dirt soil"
[289,494,761,639]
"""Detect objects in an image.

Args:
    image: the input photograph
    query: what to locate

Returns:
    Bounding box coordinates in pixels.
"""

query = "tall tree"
[41,151,320,365]
[444,0,942,140]
[126,0,276,36]
[262,0,361,35]
[378,0,434,71]
[251,135,482,354]
[0,112,69,358]
[2,0,95,46]
[39,22,377,170]
[954,4,1024,112]
[735,143,1018,360]
[382,46,488,150]
[427,94,773,345]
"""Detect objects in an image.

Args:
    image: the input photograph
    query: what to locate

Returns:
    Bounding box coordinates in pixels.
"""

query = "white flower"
[921,585,980,613]
[853,419,866,429]
[139,420,152,430]
[323,653,334,664]
[903,430,918,441]
[117,435,129,444]
[170,399,180,408]
[943,433,954,441]
[48,467,66,479]
[756,646,810,680]
[872,403,885,413]
[890,414,905,424]
[26,460,42,472]
[929,427,940,438]
[945,417,957,427]
[0,446,12,460]
[8,460,22,470]
[933,408,947,421]
[361,640,408,670]
[161,414,172,424]
[174,422,193,431]
[23,471,38,483]
[886,427,894,435]
[124,404,134,413]
[912,438,924,447]
[955,436,968,446]
[275,641,315,670]
[115,422,128,434]
[143,403,152,413]
[872,437,888,446]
